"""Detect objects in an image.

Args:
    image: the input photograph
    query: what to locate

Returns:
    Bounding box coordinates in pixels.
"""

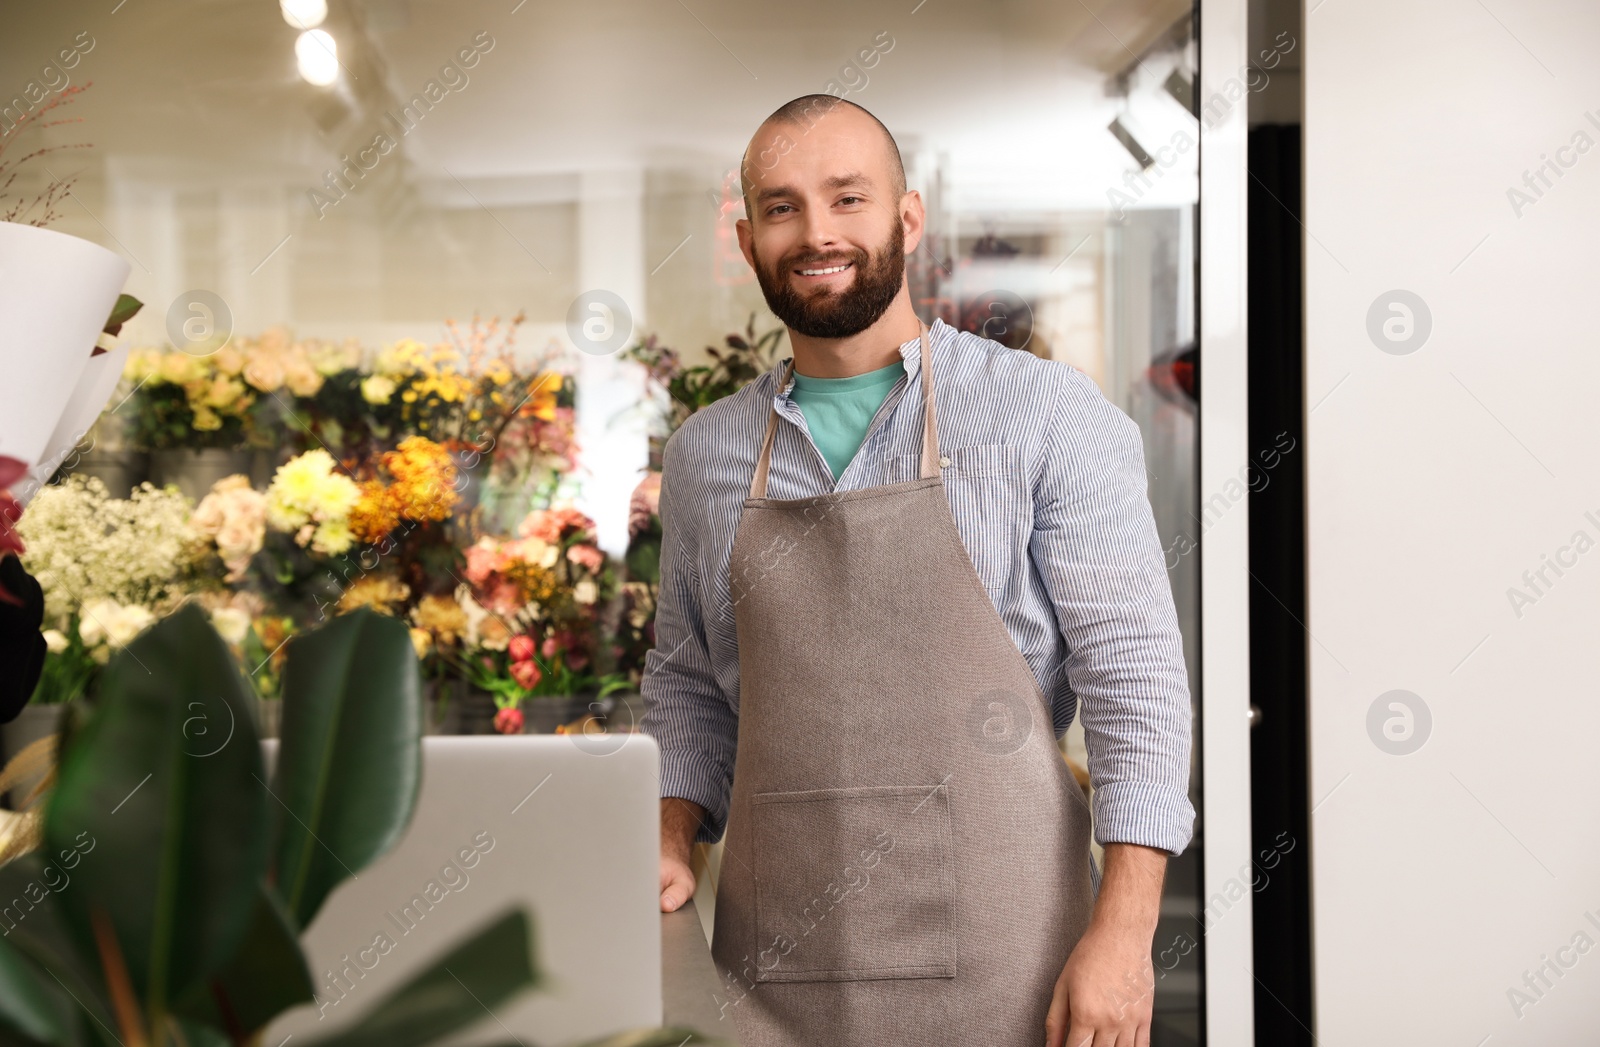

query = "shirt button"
[938,455,951,468]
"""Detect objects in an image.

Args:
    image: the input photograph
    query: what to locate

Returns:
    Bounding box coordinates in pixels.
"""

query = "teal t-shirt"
[788,358,905,482]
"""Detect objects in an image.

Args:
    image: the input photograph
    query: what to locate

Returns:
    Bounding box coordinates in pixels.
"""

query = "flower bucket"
[0,222,131,476]
[62,448,149,498]
[149,447,257,503]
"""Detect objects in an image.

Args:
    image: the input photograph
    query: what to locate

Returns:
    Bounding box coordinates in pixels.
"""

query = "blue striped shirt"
[639,317,1196,856]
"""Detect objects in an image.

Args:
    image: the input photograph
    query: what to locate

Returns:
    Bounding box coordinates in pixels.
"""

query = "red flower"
[493,706,524,734]
[509,658,541,691]
[508,634,536,663]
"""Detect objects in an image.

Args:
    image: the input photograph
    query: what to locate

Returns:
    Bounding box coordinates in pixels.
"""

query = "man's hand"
[1045,842,1166,1047]
[659,797,705,912]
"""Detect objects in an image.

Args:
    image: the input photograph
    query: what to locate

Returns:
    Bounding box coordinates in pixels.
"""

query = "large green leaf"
[303,908,537,1047]
[171,880,315,1036]
[0,933,76,1046]
[0,853,119,1047]
[271,608,422,928]
[42,602,270,1026]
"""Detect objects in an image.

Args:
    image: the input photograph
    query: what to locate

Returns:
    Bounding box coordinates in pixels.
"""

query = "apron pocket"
[750,783,957,983]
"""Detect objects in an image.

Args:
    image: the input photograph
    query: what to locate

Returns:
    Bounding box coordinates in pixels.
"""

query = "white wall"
[1305,2,1600,1043]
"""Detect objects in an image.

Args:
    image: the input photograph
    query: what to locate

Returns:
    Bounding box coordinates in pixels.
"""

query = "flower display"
[265,449,362,555]
[14,311,662,731]
[124,346,269,448]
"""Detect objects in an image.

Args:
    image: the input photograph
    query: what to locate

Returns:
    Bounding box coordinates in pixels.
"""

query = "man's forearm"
[661,796,707,864]
[1090,842,1167,937]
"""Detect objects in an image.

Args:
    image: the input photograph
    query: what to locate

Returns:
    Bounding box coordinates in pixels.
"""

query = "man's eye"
[839,195,864,205]
[768,203,794,215]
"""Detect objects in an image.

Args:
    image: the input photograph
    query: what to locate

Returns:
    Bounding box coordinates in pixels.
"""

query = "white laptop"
[260,732,662,1047]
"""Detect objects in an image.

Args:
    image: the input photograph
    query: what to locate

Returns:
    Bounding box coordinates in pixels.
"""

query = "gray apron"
[709,321,1096,1046]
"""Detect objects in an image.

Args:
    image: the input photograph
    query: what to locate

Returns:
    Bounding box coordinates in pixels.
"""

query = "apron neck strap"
[749,320,938,500]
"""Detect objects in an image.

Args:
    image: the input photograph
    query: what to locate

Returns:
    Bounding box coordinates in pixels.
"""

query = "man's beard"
[751,217,905,339]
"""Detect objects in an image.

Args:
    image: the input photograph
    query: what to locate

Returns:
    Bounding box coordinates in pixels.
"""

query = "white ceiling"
[4,0,1197,212]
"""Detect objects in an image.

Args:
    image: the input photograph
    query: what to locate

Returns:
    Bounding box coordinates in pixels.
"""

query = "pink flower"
[628,472,661,540]
[493,706,524,735]
[541,635,558,659]
[508,634,536,663]
[484,580,522,616]
[566,543,605,573]
[464,538,502,586]
[509,659,542,691]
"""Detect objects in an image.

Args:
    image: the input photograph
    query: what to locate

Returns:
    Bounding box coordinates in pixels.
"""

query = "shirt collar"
[771,317,941,397]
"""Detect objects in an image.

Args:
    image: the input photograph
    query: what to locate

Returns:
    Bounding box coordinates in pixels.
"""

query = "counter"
[662,898,740,1043]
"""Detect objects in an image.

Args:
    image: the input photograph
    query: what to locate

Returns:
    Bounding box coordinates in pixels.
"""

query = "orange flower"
[521,373,562,422]
[349,479,399,543]
[383,436,459,522]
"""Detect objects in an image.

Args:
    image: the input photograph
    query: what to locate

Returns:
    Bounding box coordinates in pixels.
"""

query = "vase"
[454,685,499,735]
[149,447,257,503]
[61,448,149,498]
[0,222,132,476]
[521,693,614,735]
[0,702,68,809]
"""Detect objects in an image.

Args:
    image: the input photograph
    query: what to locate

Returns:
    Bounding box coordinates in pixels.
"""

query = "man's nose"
[795,205,842,255]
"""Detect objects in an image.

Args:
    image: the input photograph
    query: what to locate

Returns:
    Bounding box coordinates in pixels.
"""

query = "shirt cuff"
[1091,779,1196,857]
[657,748,732,846]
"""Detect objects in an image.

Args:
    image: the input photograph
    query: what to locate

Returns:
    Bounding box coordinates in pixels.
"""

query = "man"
[639,94,1194,1047]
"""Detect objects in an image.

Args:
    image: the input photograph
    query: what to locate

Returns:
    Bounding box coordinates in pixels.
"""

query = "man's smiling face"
[737,104,913,340]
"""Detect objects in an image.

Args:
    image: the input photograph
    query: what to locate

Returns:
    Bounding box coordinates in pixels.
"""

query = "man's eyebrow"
[754,172,875,205]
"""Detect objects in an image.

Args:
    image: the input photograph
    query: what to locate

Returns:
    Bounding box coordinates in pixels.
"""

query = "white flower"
[42,629,69,654]
[77,599,117,646]
[17,477,198,628]
[573,578,598,605]
[211,607,252,645]
[104,604,156,648]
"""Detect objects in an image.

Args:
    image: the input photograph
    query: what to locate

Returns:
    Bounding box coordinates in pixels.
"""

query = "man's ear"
[735,217,756,271]
[900,189,926,255]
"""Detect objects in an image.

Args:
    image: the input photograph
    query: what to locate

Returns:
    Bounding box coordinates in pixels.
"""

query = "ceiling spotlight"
[281,0,328,29]
[295,28,339,86]
[1164,69,1197,118]
[1107,117,1154,170]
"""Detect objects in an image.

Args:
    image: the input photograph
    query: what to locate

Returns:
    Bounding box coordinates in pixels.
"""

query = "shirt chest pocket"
[885,443,1030,595]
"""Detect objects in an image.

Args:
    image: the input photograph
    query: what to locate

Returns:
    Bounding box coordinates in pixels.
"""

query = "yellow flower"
[266,450,359,535]
[284,358,324,397]
[409,627,432,658]
[337,574,410,615]
[312,517,355,555]
[213,345,246,376]
[412,592,469,646]
[243,352,286,393]
[158,352,203,386]
[201,375,247,410]
[526,373,561,421]
[360,374,397,404]
[192,405,223,431]
[125,348,162,382]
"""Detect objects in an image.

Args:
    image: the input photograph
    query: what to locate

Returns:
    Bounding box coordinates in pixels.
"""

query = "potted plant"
[0,604,708,1047]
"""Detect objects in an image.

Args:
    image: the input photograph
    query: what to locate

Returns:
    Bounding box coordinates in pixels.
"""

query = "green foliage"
[623,313,786,440]
[0,604,717,1047]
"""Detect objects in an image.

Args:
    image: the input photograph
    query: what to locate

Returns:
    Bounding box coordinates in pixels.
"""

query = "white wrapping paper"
[15,343,132,507]
[0,221,132,475]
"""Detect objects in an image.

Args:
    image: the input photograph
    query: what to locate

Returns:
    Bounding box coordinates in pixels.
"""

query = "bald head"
[740,95,906,221]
